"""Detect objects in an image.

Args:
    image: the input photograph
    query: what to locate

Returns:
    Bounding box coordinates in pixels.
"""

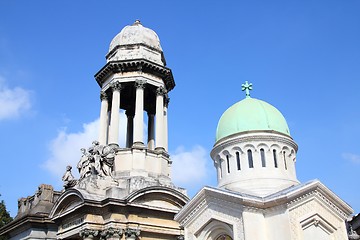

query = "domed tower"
[94,20,175,184]
[210,81,299,196]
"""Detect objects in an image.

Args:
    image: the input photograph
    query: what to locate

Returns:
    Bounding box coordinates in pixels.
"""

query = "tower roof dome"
[108,20,163,54]
[215,91,290,142]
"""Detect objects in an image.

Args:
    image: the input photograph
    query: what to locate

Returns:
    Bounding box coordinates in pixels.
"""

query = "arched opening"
[247,149,254,168]
[273,149,278,168]
[260,148,266,167]
[236,152,241,170]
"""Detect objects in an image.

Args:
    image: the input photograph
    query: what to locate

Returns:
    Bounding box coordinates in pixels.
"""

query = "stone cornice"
[176,181,353,226]
[94,59,175,91]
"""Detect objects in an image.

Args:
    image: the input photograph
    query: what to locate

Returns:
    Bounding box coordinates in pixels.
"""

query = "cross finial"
[241,81,253,98]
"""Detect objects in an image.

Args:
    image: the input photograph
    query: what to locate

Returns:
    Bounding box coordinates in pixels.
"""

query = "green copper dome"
[216,97,290,142]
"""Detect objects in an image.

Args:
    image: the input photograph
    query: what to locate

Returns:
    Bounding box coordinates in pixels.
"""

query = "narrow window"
[247,149,254,168]
[219,161,223,178]
[236,152,241,170]
[273,149,278,168]
[226,155,230,173]
[283,151,287,170]
[260,148,266,167]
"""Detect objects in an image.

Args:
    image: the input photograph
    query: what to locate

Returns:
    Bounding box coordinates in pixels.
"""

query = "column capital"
[79,228,99,239]
[99,227,124,240]
[135,79,146,89]
[110,81,122,92]
[125,228,140,239]
[165,97,170,107]
[100,91,108,101]
[156,86,167,96]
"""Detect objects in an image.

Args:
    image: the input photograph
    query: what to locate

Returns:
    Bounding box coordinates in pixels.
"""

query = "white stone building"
[0,21,355,240]
[175,82,353,239]
[0,20,188,240]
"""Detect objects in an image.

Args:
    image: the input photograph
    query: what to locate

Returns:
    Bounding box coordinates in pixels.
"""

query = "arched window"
[273,149,278,168]
[236,152,241,170]
[260,148,266,167]
[226,155,230,173]
[247,149,254,168]
[283,151,287,170]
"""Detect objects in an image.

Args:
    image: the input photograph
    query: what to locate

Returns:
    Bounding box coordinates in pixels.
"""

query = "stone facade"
[0,20,187,240]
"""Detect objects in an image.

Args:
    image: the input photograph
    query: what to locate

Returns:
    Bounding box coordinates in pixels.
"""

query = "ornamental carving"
[125,228,140,239]
[100,91,108,101]
[110,82,122,91]
[79,228,99,239]
[77,141,117,179]
[135,79,146,89]
[99,227,124,240]
[156,86,167,96]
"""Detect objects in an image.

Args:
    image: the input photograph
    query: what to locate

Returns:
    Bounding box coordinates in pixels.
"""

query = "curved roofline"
[126,185,189,204]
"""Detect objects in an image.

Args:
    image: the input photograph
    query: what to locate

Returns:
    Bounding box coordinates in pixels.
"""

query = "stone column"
[125,228,140,240]
[155,87,166,150]
[108,82,122,147]
[126,110,134,148]
[79,228,99,240]
[163,97,169,151]
[133,80,146,147]
[147,113,155,150]
[99,91,109,145]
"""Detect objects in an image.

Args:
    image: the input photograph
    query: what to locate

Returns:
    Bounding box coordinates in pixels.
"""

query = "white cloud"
[0,76,32,120]
[171,145,214,192]
[342,153,360,164]
[43,119,100,178]
[43,112,128,178]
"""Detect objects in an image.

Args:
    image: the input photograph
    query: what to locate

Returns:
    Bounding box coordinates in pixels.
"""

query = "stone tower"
[0,20,188,240]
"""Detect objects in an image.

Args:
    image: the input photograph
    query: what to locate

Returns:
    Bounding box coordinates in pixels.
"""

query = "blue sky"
[1,1,360,217]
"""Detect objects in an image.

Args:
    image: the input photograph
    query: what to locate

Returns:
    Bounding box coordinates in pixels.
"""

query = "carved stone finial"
[79,228,99,239]
[125,228,140,239]
[133,19,142,26]
[135,79,146,89]
[156,86,167,96]
[241,81,253,98]
[110,82,122,92]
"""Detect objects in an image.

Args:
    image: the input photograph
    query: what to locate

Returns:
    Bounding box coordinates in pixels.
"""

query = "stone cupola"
[93,20,176,185]
[210,82,299,196]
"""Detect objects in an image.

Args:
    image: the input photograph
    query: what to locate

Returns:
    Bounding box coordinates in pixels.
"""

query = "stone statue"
[77,148,92,179]
[62,165,77,189]
[78,141,116,179]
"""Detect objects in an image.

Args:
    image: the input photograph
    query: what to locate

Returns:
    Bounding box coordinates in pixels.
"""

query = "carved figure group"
[77,141,116,179]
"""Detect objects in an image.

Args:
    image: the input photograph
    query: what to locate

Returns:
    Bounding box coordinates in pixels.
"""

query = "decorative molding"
[289,195,346,240]
[94,59,175,91]
[135,79,146,89]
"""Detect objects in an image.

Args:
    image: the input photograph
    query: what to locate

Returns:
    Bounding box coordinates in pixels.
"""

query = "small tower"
[210,82,299,196]
[94,20,175,184]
